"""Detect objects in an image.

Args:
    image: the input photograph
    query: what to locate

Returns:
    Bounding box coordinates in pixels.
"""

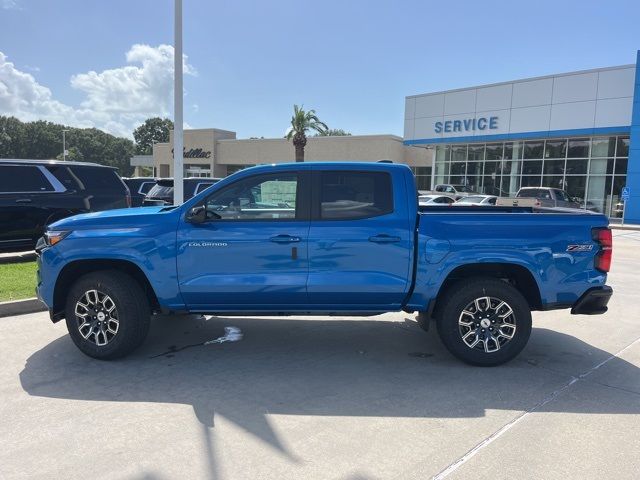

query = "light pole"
[62,129,69,161]
[173,0,184,204]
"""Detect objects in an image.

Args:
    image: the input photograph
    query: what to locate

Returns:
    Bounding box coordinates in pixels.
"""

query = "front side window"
[319,171,393,220]
[205,173,298,220]
[0,165,54,193]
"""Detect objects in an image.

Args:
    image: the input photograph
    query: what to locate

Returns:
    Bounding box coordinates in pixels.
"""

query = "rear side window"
[139,182,155,194]
[70,166,125,191]
[319,171,393,220]
[0,165,54,193]
[45,165,82,190]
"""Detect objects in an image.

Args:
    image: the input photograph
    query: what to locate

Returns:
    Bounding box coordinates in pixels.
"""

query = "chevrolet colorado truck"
[36,162,613,366]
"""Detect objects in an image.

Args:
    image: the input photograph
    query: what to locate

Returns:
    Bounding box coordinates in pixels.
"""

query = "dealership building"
[404,52,640,222]
[135,52,640,222]
[144,130,431,185]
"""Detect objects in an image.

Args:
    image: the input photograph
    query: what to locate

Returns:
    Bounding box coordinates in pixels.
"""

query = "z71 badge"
[566,244,594,252]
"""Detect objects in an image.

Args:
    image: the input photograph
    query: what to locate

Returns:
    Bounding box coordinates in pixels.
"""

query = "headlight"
[45,230,71,246]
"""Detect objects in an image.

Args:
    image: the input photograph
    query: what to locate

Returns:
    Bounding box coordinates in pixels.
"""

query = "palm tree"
[286,105,328,162]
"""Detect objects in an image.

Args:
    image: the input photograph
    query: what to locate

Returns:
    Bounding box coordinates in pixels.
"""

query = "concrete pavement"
[1,231,639,480]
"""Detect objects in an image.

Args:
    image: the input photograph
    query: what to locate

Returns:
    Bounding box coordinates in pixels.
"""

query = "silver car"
[419,194,456,205]
[454,195,497,206]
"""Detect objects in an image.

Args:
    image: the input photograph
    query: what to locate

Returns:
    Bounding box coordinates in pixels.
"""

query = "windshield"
[451,185,473,193]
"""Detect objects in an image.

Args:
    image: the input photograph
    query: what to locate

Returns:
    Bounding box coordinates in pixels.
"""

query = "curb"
[0,298,47,318]
[0,251,37,265]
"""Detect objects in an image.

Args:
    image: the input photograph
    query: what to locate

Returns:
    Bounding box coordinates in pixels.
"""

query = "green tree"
[0,116,27,158]
[285,105,328,162]
[133,117,174,154]
[55,146,84,161]
[0,116,135,176]
[315,128,351,137]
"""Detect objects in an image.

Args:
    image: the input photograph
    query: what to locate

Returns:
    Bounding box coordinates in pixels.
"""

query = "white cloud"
[0,44,194,138]
[2,0,20,10]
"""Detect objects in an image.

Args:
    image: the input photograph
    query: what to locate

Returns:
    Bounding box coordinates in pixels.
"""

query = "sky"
[1,0,639,139]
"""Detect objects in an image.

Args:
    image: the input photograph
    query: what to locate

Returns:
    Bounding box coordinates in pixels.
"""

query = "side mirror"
[187,206,207,223]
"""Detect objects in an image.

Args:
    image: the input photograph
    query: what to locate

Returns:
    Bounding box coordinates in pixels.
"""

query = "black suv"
[0,159,130,252]
[122,177,157,207]
[143,177,221,206]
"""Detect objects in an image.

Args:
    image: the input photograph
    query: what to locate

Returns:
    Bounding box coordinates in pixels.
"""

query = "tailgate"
[496,197,539,207]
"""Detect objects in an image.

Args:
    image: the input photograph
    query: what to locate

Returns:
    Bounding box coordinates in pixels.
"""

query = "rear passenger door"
[306,168,413,310]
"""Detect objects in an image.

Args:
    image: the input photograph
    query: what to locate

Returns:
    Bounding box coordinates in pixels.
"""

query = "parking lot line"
[432,334,640,480]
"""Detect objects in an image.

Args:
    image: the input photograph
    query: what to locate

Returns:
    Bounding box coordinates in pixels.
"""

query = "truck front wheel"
[64,270,151,360]
[436,277,532,366]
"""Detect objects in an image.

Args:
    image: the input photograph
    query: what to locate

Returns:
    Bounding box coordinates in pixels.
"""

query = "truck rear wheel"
[64,270,150,360]
[436,277,532,366]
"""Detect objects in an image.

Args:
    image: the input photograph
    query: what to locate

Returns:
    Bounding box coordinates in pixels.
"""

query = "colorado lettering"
[434,116,498,134]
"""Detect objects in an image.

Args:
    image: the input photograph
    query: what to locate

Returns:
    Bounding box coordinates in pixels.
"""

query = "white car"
[453,195,498,206]
[418,194,456,205]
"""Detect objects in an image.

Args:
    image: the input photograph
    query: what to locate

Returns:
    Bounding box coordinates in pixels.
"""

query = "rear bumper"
[571,286,613,315]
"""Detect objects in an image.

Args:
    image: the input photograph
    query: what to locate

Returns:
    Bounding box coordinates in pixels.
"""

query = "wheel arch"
[431,262,542,318]
[52,259,160,322]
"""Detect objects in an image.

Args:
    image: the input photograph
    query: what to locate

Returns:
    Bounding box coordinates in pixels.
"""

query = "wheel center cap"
[97,312,106,321]
[480,318,491,328]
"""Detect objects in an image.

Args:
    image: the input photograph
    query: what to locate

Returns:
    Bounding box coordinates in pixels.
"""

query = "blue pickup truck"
[36,162,613,366]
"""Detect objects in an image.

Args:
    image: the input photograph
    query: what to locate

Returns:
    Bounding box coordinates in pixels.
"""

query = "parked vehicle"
[433,184,477,199]
[454,195,497,206]
[496,187,581,209]
[143,177,222,206]
[37,162,613,366]
[123,177,157,207]
[418,194,455,205]
[0,159,129,253]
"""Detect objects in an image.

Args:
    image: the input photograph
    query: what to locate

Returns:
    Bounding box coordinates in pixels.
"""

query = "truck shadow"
[19,315,640,462]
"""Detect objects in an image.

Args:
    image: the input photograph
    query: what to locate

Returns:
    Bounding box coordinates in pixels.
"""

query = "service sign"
[435,116,499,134]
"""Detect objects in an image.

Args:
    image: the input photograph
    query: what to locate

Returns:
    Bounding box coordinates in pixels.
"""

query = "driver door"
[177,171,310,310]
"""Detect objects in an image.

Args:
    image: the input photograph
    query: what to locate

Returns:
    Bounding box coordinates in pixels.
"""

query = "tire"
[65,270,150,360]
[435,277,532,366]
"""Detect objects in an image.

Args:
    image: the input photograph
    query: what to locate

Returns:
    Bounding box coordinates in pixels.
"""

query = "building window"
[184,164,211,178]
[429,135,629,217]
[411,166,432,191]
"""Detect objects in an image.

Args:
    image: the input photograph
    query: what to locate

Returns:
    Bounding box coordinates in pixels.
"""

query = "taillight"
[592,227,612,272]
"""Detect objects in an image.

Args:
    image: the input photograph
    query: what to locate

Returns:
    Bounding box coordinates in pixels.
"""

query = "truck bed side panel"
[406,211,609,311]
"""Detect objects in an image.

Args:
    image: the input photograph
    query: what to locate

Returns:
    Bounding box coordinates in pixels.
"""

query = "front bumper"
[571,286,613,315]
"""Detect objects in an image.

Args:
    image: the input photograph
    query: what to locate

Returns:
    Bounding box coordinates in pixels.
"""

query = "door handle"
[270,234,301,243]
[15,198,32,203]
[369,234,401,243]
